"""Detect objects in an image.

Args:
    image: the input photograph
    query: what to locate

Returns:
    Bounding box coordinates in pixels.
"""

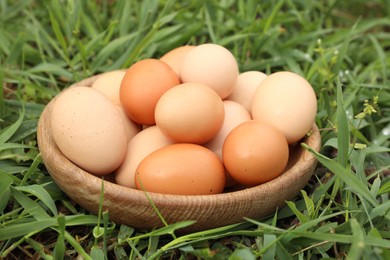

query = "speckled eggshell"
[50,86,128,175]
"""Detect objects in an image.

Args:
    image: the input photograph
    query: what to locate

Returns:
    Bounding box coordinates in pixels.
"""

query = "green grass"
[1,0,390,259]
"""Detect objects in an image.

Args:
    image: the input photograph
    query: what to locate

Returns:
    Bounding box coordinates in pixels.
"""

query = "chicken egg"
[135,143,225,195]
[222,120,289,186]
[120,59,180,125]
[160,45,196,77]
[116,106,142,142]
[204,100,251,159]
[50,86,127,175]
[115,125,174,188]
[155,82,225,144]
[251,71,317,144]
[227,71,267,114]
[204,100,251,187]
[91,70,126,106]
[180,43,239,99]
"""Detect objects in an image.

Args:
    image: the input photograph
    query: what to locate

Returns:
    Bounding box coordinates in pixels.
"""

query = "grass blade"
[303,143,378,206]
[263,0,285,33]
[301,190,315,219]
[275,241,293,260]
[0,173,13,212]
[0,219,56,240]
[262,233,277,260]
[25,237,52,260]
[347,219,365,260]
[63,230,93,260]
[0,143,34,152]
[53,215,66,260]
[336,79,350,167]
[0,105,24,144]
[48,8,68,56]
[285,201,308,223]
[10,187,50,220]
[0,68,3,117]
[15,184,58,216]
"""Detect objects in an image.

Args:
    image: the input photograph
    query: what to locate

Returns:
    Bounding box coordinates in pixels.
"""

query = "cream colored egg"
[115,125,175,188]
[227,71,267,113]
[91,70,126,106]
[204,100,251,159]
[116,106,141,142]
[50,86,127,175]
[251,71,317,144]
[180,43,239,99]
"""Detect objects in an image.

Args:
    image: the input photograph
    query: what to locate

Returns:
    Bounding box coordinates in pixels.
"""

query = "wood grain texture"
[37,74,321,233]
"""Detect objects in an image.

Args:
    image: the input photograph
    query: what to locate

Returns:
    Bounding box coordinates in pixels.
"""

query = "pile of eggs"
[50,43,317,196]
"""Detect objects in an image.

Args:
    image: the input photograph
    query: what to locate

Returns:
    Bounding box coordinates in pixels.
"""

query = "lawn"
[1,0,390,259]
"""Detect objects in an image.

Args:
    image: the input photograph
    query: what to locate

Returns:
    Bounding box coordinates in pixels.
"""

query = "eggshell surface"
[91,70,126,106]
[135,143,226,195]
[222,120,289,186]
[50,87,127,175]
[115,125,174,188]
[160,45,195,77]
[251,71,317,144]
[120,59,180,125]
[227,71,267,113]
[204,100,251,160]
[180,43,239,99]
[155,82,225,144]
[116,106,141,142]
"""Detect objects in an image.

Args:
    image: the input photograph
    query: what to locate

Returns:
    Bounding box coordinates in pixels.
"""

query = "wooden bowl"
[37,75,321,233]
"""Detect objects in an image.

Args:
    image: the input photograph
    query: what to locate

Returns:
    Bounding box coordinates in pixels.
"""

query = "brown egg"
[222,120,289,186]
[115,125,174,188]
[50,87,127,175]
[120,59,180,125]
[227,71,267,114]
[135,143,226,195]
[251,71,317,144]
[180,43,239,99]
[155,82,225,144]
[91,70,126,106]
[160,45,196,77]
